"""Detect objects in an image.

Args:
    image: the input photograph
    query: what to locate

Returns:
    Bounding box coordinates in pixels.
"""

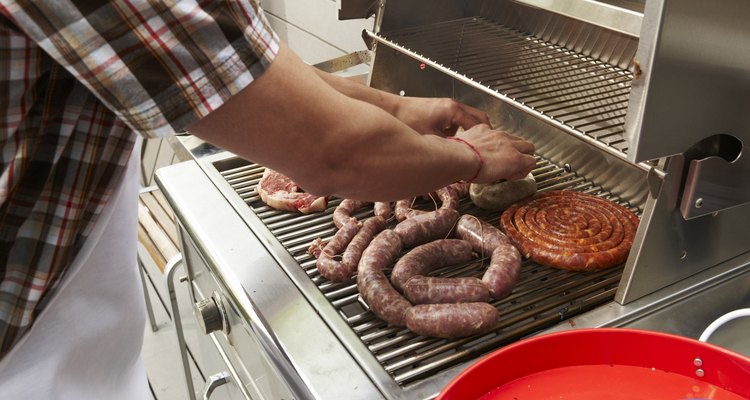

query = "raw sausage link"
[333,199,369,229]
[394,183,468,222]
[374,202,391,220]
[456,214,521,299]
[358,229,403,272]
[500,190,639,271]
[394,198,422,222]
[405,303,499,339]
[390,239,473,291]
[357,267,412,327]
[307,237,325,259]
[455,214,510,254]
[435,185,459,210]
[341,216,387,274]
[394,208,460,249]
[403,276,489,304]
[482,244,521,299]
[316,219,362,282]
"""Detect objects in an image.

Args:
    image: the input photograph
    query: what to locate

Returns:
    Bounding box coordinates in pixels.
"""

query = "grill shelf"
[369,17,635,155]
[218,155,640,386]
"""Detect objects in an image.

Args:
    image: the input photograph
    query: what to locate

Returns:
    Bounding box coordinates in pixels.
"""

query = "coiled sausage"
[390,239,473,291]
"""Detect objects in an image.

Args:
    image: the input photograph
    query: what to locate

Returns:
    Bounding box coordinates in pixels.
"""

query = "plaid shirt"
[0,0,278,359]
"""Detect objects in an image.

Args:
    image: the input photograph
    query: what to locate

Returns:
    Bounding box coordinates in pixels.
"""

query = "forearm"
[187,44,477,201]
[311,67,400,115]
[312,65,491,136]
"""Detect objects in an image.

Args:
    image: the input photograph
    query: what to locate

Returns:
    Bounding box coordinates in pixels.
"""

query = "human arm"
[187,43,535,201]
[310,67,491,136]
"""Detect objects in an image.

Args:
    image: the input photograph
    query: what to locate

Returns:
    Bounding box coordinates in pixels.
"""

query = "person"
[0,1,535,398]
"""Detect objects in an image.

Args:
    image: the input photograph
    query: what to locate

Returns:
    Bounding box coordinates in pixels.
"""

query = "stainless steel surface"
[202,372,231,400]
[617,154,750,303]
[512,0,643,37]
[365,18,662,178]
[160,143,750,398]
[165,255,198,400]
[157,161,381,400]
[158,1,750,398]
[367,0,750,304]
[312,50,372,73]
[679,138,750,219]
[624,0,750,217]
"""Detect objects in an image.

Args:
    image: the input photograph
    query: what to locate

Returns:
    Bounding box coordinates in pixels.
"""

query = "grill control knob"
[194,294,227,335]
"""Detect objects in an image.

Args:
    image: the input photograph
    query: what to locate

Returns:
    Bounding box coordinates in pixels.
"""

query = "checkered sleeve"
[0,0,279,138]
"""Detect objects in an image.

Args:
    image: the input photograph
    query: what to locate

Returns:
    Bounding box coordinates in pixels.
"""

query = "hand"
[455,124,536,183]
[391,97,490,136]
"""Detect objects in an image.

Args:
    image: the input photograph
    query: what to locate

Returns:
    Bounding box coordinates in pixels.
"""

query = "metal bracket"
[312,50,372,73]
[201,372,231,400]
[679,137,750,219]
[164,254,198,400]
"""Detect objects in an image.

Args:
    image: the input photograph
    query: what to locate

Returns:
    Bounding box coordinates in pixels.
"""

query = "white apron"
[0,137,149,399]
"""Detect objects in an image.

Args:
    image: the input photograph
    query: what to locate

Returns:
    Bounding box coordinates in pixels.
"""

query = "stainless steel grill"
[371,17,634,153]
[156,1,750,398]
[218,155,638,385]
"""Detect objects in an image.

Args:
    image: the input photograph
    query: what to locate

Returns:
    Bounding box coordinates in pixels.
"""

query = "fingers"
[454,125,537,184]
[510,136,535,155]
[452,104,491,130]
[513,153,538,179]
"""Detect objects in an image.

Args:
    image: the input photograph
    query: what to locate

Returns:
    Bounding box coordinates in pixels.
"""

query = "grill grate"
[378,17,634,153]
[219,155,640,385]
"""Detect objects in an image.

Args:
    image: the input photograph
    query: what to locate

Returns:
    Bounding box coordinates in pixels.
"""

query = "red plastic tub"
[436,328,750,400]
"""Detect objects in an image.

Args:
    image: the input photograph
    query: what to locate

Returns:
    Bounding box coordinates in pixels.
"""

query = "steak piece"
[257,168,327,214]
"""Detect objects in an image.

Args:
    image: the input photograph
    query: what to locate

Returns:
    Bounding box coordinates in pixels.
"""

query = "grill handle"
[238,292,317,400]
[201,372,231,400]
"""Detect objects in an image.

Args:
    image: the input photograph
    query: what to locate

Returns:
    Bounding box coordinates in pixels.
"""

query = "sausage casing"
[358,229,403,272]
[500,190,639,271]
[405,303,499,338]
[357,267,412,327]
[393,208,460,249]
[482,243,521,299]
[316,219,362,282]
[390,239,473,291]
[333,199,368,228]
[340,216,386,274]
[403,276,489,304]
[455,214,510,254]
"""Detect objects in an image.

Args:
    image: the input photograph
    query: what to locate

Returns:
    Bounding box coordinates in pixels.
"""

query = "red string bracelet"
[446,136,484,183]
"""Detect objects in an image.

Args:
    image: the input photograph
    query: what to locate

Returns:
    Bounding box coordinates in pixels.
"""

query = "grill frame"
[379,17,634,153]
[217,153,639,386]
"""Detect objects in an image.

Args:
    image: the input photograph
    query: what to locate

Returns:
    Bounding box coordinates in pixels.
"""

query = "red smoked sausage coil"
[499,190,639,271]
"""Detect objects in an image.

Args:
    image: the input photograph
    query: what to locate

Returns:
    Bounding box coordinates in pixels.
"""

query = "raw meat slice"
[257,168,327,214]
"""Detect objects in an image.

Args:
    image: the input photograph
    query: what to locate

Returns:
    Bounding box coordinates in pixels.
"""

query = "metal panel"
[616,156,750,303]
[156,162,383,400]
[625,0,750,162]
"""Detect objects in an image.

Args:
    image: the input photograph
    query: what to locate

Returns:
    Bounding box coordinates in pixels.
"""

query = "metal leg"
[137,251,159,332]
[165,254,198,400]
